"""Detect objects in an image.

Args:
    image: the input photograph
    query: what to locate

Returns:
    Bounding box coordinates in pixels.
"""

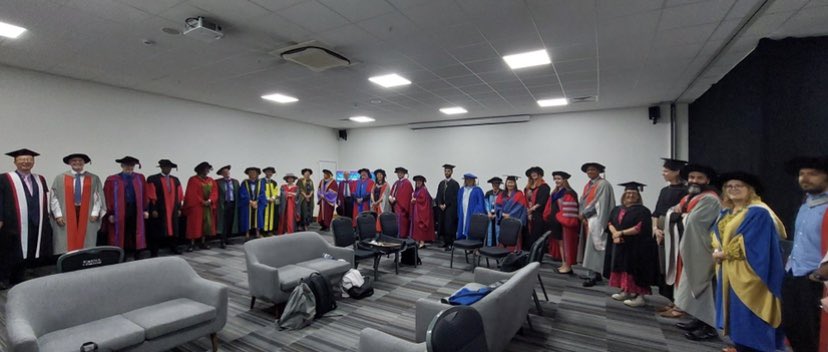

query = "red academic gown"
[410,186,435,242]
[182,176,218,240]
[104,173,148,250]
[543,190,580,264]
[391,178,414,238]
[317,179,338,228]
[146,174,184,237]
[279,184,299,234]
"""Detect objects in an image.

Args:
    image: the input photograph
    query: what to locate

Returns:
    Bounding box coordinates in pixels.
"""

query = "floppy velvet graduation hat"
[216,165,231,175]
[551,171,571,179]
[487,177,503,184]
[194,162,212,173]
[784,156,828,175]
[718,171,763,194]
[661,158,688,171]
[63,153,91,164]
[322,169,333,175]
[463,173,477,179]
[618,181,646,191]
[580,162,605,173]
[6,148,40,158]
[116,156,141,168]
[442,164,455,169]
[157,159,177,169]
[301,168,313,175]
[680,164,716,181]
[245,167,262,175]
[263,167,276,173]
[373,169,386,177]
[358,168,371,175]
[395,167,408,174]
[413,175,426,183]
[283,173,298,181]
[506,175,520,182]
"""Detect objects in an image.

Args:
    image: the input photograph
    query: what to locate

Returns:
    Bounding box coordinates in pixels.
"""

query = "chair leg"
[450,246,455,268]
[394,252,399,275]
[464,250,469,263]
[373,255,380,280]
[486,257,490,268]
[414,246,418,268]
[249,296,256,310]
[532,290,543,316]
[210,332,219,352]
[526,315,535,331]
[538,274,549,301]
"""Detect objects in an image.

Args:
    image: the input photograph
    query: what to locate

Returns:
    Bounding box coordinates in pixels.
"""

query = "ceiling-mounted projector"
[183,16,223,43]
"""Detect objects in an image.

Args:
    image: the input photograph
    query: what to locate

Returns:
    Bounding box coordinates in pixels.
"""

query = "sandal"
[555,268,573,275]
[659,308,685,318]
[721,347,736,352]
[656,303,675,313]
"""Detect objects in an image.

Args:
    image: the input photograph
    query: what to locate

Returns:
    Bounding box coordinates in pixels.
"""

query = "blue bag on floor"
[447,287,492,305]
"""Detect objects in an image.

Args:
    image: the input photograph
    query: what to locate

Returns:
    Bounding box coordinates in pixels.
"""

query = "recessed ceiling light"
[440,107,467,115]
[503,49,550,70]
[0,21,27,39]
[368,73,411,88]
[349,116,375,123]
[537,98,568,107]
[261,93,298,104]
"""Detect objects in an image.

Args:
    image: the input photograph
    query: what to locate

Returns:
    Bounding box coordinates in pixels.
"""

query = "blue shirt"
[787,192,828,276]
[121,173,136,204]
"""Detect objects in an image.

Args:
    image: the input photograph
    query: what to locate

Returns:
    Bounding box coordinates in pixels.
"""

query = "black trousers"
[148,217,179,257]
[124,202,138,253]
[658,275,675,302]
[220,201,235,243]
[437,207,457,246]
[782,272,823,352]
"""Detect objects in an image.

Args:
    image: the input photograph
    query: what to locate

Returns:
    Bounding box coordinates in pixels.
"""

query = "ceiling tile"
[278,0,349,33]
[188,0,269,24]
[445,75,484,87]
[447,42,498,62]
[660,0,733,30]
[248,0,306,12]
[318,0,395,22]
[431,64,473,78]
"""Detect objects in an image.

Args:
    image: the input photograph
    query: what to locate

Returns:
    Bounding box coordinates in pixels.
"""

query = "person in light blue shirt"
[781,156,828,352]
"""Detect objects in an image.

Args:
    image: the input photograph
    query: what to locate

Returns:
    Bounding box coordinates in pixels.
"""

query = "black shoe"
[187,244,194,252]
[582,278,598,287]
[444,246,452,252]
[675,319,702,331]
[172,246,183,255]
[219,242,227,249]
[200,242,210,250]
[684,325,718,341]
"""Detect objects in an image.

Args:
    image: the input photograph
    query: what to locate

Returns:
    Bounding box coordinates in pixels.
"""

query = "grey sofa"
[359,262,540,352]
[244,231,354,309]
[5,256,228,352]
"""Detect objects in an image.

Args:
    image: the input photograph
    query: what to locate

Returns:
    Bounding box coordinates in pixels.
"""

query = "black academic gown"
[602,204,659,288]
[146,173,182,238]
[0,172,53,283]
[525,183,550,250]
[435,178,459,244]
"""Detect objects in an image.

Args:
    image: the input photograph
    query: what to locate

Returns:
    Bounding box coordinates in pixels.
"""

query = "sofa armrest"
[414,298,450,343]
[325,245,355,267]
[185,278,228,327]
[473,266,516,285]
[5,318,38,352]
[247,261,280,298]
[359,328,425,352]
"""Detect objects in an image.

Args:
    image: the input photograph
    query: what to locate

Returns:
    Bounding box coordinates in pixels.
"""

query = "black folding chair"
[356,212,399,279]
[528,231,551,302]
[56,246,124,273]
[477,217,522,268]
[379,212,418,268]
[426,306,489,352]
[332,216,377,270]
[451,213,489,269]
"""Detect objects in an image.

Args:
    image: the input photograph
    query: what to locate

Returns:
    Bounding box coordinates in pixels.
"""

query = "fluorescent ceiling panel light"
[349,116,375,123]
[0,21,27,39]
[261,93,299,103]
[440,107,468,115]
[368,73,411,88]
[503,49,550,69]
[537,98,568,107]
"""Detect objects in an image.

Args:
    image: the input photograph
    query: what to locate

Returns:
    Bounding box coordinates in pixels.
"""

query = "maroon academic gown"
[391,178,414,238]
[104,173,148,250]
[410,186,435,242]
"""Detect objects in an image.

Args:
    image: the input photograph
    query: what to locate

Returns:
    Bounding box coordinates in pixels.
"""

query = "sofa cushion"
[279,264,319,292]
[122,298,216,340]
[297,258,351,279]
[38,315,144,352]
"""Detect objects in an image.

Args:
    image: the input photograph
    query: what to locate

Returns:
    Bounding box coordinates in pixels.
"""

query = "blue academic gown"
[485,191,500,246]
[456,186,486,240]
[713,206,785,352]
[238,179,268,232]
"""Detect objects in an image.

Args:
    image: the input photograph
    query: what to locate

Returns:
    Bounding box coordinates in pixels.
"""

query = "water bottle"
[323,253,334,260]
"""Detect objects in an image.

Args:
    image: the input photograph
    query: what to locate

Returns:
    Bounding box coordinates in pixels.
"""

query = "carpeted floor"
[0,228,725,352]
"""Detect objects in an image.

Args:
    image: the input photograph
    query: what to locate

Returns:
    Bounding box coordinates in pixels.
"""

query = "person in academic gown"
[50,153,104,256]
[669,164,721,339]
[436,164,460,251]
[104,156,149,260]
[456,173,486,241]
[713,172,786,352]
[239,167,267,241]
[524,166,550,251]
[317,169,337,231]
[390,167,414,238]
[484,177,503,246]
[146,159,184,256]
[278,173,300,234]
[353,168,375,222]
[336,170,354,222]
[410,175,435,247]
[371,169,391,232]
[495,176,528,252]
[651,158,688,311]
[0,149,53,288]
[215,165,239,248]
[543,171,580,274]
[579,162,616,287]
[603,182,659,308]
[298,168,315,231]
[182,162,218,251]
[262,167,279,236]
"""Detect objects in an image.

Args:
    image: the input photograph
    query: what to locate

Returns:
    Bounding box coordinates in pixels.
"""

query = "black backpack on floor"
[304,272,337,318]
[401,247,422,266]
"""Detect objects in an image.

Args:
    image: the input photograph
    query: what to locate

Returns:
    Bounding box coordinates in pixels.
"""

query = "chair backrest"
[528,231,551,262]
[332,217,355,247]
[245,232,328,268]
[498,218,522,246]
[56,246,124,273]
[379,212,399,237]
[356,212,378,241]
[468,213,490,241]
[426,305,488,352]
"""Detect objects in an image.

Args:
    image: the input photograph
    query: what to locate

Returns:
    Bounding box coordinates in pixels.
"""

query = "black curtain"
[689,36,828,233]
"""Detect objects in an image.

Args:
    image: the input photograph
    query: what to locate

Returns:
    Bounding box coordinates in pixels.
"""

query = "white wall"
[0,65,339,192]
[338,107,674,207]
